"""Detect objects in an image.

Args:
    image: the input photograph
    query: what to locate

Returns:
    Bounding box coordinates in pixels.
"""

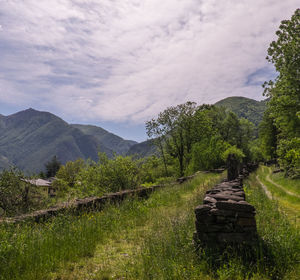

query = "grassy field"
[0,168,299,280]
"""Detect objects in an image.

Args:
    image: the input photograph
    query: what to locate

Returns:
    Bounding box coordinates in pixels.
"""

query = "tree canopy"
[262,9,300,177]
[146,102,256,176]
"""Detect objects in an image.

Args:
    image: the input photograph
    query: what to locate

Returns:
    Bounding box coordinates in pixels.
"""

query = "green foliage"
[189,136,229,172]
[146,101,198,176]
[238,118,255,160]
[45,155,61,178]
[259,108,278,160]
[249,139,264,163]
[139,155,175,184]
[262,9,300,177]
[53,159,85,196]
[215,96,267,127]
[74,153,141,196]
[147,102,256,176]
[222,146,245,163]
[50,152,176,200]
[0,169,29,216]
[220,112,241,146]
[277,138,300,178]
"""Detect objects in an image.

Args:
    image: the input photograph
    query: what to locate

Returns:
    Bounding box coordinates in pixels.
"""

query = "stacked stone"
[194,179,257,245]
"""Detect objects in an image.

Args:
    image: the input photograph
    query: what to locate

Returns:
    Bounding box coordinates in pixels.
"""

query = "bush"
[74,153,141,196]
[222,145,245,163]
[0,169,29,216]
[277,138,300,178]
[190,137,229,172]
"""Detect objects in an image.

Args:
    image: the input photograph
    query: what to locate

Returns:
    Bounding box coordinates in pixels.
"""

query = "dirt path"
[256,175,273,200]
[266,169,300,198]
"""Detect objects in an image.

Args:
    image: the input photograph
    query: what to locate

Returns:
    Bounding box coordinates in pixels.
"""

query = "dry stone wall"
[1,185,162,223]
[1,169,203,224]
[194,164,258,246]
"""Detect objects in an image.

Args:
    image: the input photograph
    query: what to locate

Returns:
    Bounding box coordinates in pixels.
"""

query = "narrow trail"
[256,167,300,225]
[266,168,300,199]
[256,175,273,200]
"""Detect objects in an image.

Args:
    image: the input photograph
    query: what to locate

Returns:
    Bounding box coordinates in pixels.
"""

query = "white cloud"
[0,0,298,124]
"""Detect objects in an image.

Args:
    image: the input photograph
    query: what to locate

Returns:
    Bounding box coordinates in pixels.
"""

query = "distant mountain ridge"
[215,96,267,126]
[0,109,136,173]
[126,139,157,158]
[71,124,137,156]
[0,97,267,172]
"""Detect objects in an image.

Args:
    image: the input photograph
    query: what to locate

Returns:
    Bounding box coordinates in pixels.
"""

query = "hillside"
[0,109,114,172]
[215,96,267,126]
[126,139,158,158]
[127,97,268,159]
[72,124,137,156]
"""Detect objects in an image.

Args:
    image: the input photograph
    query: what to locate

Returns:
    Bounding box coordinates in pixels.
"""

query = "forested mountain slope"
[72,124,137,156]
[215,96,267,126]
[0,109,114,172]
[129,97,267,159]
[126,139,158,158]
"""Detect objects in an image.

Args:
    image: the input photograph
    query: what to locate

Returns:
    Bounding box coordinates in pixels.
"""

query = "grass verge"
[0,172,221,280]
[1,168,299,280]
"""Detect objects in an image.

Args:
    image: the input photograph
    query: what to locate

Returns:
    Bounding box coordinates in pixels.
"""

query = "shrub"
[277,138,300,178]
[0,168,29,216]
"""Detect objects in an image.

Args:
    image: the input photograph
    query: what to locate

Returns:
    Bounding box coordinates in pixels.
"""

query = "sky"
[0,0,298,142]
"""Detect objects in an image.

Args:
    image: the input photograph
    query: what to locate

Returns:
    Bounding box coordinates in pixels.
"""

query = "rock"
[216,201,255,212]
[194,170,258,246]
[237,217,256,227]
[203,196,217,204]
[208,194,244,202]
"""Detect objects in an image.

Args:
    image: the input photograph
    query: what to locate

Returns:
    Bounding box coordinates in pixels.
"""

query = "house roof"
[22,178,52,187]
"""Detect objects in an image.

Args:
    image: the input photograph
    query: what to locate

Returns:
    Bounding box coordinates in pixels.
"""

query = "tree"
[54,159,85,191]
[45,155,61,178]
[146,102,197,176]
[145,119,169,176]
[0,168,30,216]
[75,153,141,196]
[263,9,300,176]
[259,107,278,160]
[220,112,241,147]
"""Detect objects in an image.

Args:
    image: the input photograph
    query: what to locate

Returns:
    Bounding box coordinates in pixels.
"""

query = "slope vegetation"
[0,109,113,172]
[215,96,267,126]
[72,124,136,156]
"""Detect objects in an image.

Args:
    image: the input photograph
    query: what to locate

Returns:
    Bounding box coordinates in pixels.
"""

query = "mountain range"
[0,96,266,173]
[0,109,136,173]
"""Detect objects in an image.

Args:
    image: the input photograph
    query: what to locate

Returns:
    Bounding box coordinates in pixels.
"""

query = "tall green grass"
[123,172,300,280]
[0,173,221,280]
[1,170,299,280]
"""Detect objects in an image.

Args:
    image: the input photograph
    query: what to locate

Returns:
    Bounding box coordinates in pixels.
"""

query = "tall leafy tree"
[263,9,300,176]
[146,102,197,176]
[259,107,278,160]
[145,119,169,176]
